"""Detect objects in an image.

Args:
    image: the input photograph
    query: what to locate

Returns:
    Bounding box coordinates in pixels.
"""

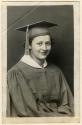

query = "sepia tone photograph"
[1,1,80,124]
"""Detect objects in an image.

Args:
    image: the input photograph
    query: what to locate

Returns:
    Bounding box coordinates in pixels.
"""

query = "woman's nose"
[42,44,47,50]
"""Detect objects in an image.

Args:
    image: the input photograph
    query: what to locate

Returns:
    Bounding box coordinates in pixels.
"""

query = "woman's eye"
[36,41,51,46]
[46,42,51,45]
[37,43,42,46]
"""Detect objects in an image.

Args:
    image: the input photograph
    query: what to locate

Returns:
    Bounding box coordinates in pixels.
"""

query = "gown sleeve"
[57,71,74,116]
[7,68,41,117]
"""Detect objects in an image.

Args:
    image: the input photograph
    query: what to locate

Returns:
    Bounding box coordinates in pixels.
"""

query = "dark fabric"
[7,61,74,117]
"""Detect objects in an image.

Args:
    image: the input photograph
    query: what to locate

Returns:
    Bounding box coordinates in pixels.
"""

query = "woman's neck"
[30,53,45,67]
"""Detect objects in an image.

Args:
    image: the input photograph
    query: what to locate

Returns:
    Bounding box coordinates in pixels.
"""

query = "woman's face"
[30,35,51,62]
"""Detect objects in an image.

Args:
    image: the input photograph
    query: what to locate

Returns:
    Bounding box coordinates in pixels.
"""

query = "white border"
[1,1,80,123]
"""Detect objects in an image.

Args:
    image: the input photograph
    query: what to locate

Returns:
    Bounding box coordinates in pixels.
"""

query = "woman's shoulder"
[7,61,28,83]
[7,61,23,75]
[7,60,35,79]
[47,62,63,74]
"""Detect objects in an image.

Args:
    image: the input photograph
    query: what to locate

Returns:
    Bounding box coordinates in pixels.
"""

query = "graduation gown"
[7,56,74,117]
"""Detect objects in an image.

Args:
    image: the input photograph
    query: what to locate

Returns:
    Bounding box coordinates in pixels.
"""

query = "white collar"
[20,55,47,69]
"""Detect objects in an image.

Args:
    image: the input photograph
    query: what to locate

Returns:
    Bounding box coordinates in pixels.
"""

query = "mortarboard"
[16,21,57,55]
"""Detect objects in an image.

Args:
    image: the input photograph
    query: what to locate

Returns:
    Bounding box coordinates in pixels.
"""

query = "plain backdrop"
[7,5,74,93]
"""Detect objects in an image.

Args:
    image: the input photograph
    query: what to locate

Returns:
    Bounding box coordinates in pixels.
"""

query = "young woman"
[7,21,74,117]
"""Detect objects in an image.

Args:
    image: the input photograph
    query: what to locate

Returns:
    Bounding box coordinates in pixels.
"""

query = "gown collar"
[20,55,47,69]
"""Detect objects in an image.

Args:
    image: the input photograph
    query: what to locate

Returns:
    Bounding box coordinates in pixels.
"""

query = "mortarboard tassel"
[25,27,29,55]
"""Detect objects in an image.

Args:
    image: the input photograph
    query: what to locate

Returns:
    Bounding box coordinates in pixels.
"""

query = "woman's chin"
[38,56,47,60]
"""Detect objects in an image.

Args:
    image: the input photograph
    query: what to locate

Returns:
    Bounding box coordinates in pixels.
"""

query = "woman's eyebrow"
[45,41,51,42]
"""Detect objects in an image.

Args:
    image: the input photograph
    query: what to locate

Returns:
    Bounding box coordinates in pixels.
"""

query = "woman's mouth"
[40,51,48,55]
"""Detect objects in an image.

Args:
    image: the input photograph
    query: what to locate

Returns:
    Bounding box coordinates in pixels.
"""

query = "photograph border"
[1,1,80,124]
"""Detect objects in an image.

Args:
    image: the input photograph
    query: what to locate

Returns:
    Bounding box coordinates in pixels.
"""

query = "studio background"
[7,5,74,94]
